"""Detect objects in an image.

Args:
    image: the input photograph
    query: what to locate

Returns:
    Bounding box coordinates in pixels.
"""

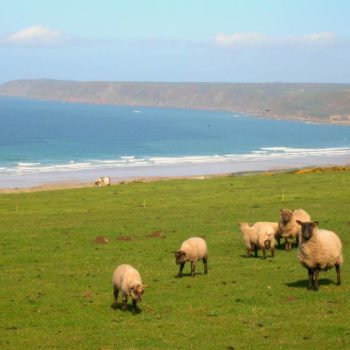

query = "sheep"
[94,176,111,186]
[278,209,311,251]
[112,264,144,314]
[239,222,277,259]
[173,237,208,277]
[296,220,343,291]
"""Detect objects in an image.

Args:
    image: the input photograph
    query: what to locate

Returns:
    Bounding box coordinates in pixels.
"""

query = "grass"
[0,171,350,349]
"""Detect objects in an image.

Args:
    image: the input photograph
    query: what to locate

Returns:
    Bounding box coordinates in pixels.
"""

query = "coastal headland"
[1,80,350,125]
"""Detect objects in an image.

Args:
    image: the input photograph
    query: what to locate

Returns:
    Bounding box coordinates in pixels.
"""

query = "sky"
[0,0,350,84]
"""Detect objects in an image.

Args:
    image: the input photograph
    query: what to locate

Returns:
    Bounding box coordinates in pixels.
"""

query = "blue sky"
[1,0,350,83]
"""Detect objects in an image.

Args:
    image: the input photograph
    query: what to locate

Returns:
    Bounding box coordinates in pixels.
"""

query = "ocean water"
[1,96,350,177]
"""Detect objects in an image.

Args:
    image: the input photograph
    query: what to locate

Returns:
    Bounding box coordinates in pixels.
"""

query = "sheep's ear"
[296,220,303,226]
[280,209,283,212]
[172,250,179,254]
[143,284,149,288]
[313,221,319,226]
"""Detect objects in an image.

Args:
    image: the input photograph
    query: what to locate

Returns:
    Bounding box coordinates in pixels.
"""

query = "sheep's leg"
[132,299,137,315]
[271,247,275,257]
[307,269,314,290]
[177,262,185,277]
[190,261,196,277]
[335,264,341,285]
[314,269,320,291]
[284,238,289,251]
[246,248,251,257]
[254,244,258,257]
[203,257,208,274]
[276,236,281,247]
[262,247,266,259]
[112,288,119,308]
[295,235,299,248]
[122,293,128,310]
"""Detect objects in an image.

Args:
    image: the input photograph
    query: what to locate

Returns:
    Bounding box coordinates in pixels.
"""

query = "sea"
[1,96,350,188]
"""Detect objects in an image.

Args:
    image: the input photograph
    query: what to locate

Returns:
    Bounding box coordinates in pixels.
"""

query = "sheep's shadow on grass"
[285,278,336,289]
[275,244,298,251]
[110,302,142,314]
[239,254,273,260]
[174,272,206,278]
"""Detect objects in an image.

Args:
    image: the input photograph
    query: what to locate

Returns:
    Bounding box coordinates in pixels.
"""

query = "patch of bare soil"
[146,231,165,238]
[94,236,109,244]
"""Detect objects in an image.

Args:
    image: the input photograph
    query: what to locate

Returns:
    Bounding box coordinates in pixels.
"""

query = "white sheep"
[173,237,208,277]
[278,209,311,251]
[297,220,343,291]
[112,264,144,314]
[95,176,111,186]
[239,222,277,258]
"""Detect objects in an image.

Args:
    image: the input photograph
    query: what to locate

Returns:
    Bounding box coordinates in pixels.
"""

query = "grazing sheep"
[173,237,208,277]
[297,220,343,291]
[112,264,144,314]
[94,176,111,186]
[239,222,277,258]
[278,209,311,251]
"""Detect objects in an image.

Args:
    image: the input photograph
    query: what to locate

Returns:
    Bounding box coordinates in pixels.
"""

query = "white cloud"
[298,32,335,43]
[215,32,270,45]
[215,32,336,47]
[3,25,69,46]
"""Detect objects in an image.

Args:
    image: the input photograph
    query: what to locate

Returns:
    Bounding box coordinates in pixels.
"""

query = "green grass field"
[0,171,349,349]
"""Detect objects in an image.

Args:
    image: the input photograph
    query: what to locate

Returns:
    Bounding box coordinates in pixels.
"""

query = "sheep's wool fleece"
[298,229,343,270]
[240,223,258,248]
[254,222,278,234]
[281,209,310,238]
[180,237,208,261]
[112,264,142,295]
[254,222,278,243]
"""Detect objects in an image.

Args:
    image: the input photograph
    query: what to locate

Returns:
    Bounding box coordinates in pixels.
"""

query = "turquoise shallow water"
[0,96,350,177]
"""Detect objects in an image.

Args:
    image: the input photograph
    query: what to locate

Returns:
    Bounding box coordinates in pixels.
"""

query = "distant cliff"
[1,79,350,124]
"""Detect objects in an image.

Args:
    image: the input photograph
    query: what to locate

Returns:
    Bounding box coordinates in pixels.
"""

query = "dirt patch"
[146,231,165,238]
[82,290,94,298]
[287,296,297,302]
[94,236,109,244]
[116,235,134,241]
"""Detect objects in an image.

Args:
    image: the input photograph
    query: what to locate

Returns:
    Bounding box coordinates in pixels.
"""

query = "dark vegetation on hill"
[1,79,350,124]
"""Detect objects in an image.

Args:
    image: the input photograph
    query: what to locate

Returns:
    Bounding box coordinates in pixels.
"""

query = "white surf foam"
[2,146,350,175]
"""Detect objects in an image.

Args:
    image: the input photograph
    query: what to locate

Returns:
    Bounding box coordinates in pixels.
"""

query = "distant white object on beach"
[94,176,111,186]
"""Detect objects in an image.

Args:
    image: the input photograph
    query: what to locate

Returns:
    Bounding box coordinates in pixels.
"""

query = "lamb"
[239,222,277,259]
[112,264,145,314]
[278,209,311,251]
[297,220,343,291]
[173,237,208,277]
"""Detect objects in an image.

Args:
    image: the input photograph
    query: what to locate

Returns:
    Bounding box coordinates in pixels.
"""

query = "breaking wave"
[2,146,350,175]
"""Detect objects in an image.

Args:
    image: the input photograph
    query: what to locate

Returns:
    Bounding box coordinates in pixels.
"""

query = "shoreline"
[1,154,349,193]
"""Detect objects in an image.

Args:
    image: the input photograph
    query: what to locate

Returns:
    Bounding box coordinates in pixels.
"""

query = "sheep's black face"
[298,221,318,241]
[281,209,292,224]
[264,240,271,249]
[175,250,186,265]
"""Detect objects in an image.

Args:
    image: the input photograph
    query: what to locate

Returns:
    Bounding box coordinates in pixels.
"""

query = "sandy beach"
[1,153,349,193]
